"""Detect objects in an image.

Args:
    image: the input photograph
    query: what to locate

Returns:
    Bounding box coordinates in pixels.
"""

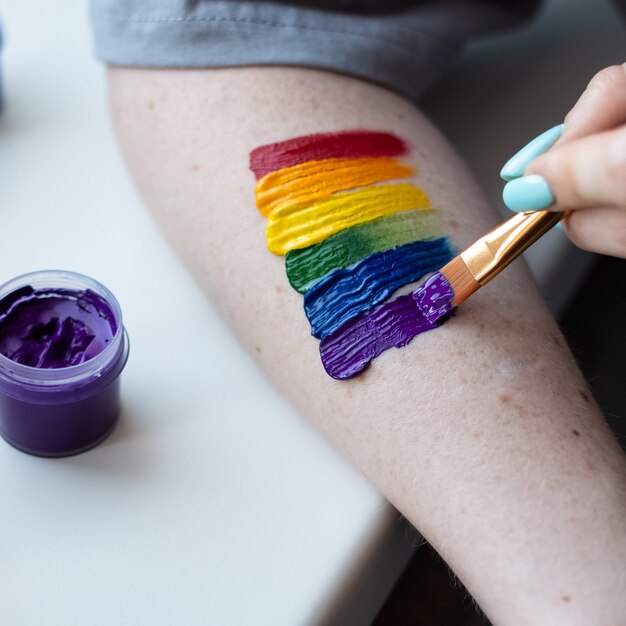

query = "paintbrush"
[422,210,563,321]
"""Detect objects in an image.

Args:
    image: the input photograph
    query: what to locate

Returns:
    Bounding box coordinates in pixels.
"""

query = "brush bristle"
[440,256,480,307]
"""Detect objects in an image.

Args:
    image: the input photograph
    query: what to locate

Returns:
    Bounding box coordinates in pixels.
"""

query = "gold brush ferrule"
[461,210,563,285]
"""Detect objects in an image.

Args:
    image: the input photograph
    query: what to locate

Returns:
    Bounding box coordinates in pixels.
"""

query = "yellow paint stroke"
[255,157,415,216]
[267,183,431,255]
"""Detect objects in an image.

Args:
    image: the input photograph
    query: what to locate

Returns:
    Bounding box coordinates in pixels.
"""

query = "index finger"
[558,64,626,145]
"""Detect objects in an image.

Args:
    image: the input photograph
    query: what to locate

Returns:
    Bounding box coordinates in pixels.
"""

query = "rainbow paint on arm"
[250,130,456,379]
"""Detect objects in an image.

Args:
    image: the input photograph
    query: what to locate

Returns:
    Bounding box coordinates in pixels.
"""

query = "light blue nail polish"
[502,174,555,211]
[555,222,564,231]
[500,124,565,181]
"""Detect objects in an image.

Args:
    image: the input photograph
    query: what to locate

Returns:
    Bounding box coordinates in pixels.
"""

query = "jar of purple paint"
[0,270,129,457]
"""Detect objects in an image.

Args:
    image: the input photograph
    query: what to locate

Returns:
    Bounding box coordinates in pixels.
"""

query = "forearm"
[108,66,626,625]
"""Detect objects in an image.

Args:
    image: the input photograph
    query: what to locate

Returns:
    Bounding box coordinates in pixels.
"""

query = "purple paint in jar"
[0,270,129,457]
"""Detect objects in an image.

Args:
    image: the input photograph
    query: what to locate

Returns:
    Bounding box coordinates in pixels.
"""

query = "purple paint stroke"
[416,271,457,324]
[319,271,455,380]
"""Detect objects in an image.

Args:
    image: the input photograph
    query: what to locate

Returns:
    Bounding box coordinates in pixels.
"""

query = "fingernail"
[500,124,565,181]
[556,222,564,231]
[502,174,555,211]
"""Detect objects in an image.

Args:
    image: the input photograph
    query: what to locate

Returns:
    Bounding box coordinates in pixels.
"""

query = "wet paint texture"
[319,272,455,379]
[0,287,117,368]
[250,130,409,179]
[250,130,454,378]
[414,271,457,324]
[255,157,414,216]
[267,183,430,254]
[304,238,453,338]
[285,210,444,293]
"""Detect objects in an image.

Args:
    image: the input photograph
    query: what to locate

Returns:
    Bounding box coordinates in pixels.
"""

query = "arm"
[108,66,626,625]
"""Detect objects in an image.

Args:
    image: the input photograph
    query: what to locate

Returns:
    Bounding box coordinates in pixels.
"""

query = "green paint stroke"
[285,209,445,293]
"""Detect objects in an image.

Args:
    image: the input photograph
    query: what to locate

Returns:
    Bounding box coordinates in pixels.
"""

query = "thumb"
[521,125,626,211]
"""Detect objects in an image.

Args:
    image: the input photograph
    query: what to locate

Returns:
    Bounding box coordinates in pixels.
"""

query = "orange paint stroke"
[255,157,415,216]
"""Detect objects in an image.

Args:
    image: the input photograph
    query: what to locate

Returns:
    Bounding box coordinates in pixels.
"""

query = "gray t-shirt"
[90,1,622,100]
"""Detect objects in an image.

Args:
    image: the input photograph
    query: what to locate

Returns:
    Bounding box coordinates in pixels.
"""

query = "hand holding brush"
[502,63,626,259]
[420,63,626,321]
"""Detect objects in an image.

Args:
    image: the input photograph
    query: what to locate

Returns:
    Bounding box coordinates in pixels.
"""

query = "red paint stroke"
[250,130,410,180]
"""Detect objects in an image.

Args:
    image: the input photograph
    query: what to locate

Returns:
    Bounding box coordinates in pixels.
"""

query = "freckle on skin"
[579,390,590,403]
[147,101,155,110]
[572,429,581,437]
[499,394,511,405]
[562,595,571,603]
[515,404,529,417]
[191,164,200,172]
[275,284,283,293]
[255,345,261,353]
[472,432,481,439]
[448,219,458,229]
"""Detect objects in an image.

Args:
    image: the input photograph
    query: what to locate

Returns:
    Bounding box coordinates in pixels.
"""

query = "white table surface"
[0,3,413,625]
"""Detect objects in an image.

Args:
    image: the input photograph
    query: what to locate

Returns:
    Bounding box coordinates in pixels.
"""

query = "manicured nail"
[500,124,565,181]
[502,174,554,211]
[555,222,564,231]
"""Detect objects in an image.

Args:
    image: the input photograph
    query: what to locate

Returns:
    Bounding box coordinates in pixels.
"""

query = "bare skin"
[108,66,626,625]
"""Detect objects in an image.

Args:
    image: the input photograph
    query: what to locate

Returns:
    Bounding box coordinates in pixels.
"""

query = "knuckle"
[587,65,626,95]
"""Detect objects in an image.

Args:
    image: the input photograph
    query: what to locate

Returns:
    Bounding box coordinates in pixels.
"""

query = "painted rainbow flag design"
[250,130,454,379]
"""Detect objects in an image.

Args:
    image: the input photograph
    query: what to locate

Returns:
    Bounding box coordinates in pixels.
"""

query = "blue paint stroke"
[303,237,454,339]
